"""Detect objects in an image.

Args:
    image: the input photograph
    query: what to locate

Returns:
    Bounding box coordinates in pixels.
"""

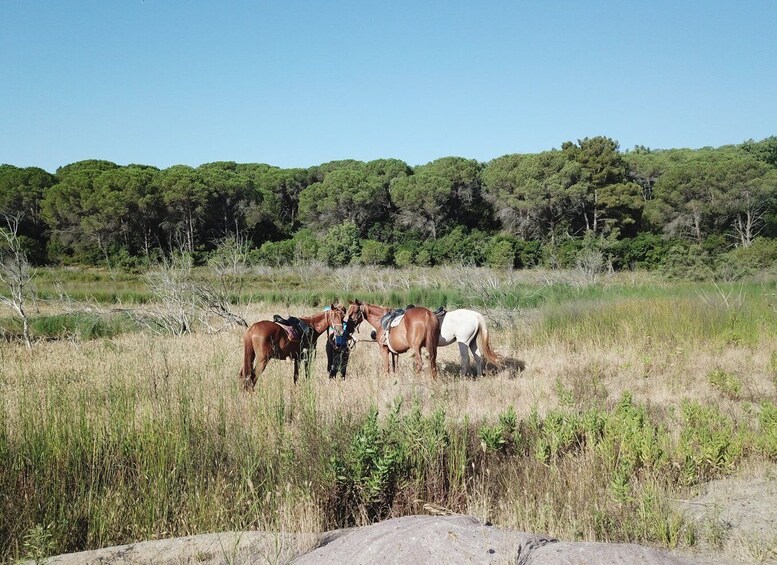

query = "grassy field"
[2,266,777,562]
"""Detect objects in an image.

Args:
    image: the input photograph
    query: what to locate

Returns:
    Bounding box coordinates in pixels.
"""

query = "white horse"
[438,309,501,376]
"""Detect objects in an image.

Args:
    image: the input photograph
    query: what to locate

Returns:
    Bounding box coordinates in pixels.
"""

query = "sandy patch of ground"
[677,463,777,564]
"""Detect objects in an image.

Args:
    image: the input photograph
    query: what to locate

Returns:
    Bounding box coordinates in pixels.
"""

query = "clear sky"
[2,1,776,173]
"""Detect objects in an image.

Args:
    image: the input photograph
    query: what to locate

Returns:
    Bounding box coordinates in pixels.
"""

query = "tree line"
[2,136,777,273]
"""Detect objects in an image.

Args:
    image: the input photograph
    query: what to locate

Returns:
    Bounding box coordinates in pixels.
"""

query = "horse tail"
[476,313,502,367]
[241,326,257,387]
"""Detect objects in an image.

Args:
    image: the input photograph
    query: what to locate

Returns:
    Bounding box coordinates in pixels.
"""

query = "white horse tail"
[476,313,502,367]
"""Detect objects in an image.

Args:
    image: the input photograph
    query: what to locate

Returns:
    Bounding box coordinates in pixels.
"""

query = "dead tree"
[0,214,34,348]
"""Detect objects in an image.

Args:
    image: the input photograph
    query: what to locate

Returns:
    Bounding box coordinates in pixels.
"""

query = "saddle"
[273,315,312,343]
[380,308,407,331]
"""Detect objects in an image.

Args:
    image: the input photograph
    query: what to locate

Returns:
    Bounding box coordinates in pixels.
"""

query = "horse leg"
[380,346,391,375]
[293,358,299,384]
[413,344,424,373]
[457,341,470,377]
[253,355,268,386]
[470,340,483,377]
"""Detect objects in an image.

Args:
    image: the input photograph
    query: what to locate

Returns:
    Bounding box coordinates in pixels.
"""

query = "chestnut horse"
[345,300,439,379]
[239,305,345,390]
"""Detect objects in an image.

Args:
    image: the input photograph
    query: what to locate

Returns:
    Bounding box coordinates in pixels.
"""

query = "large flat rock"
[294,515,712,565]
[39,515,728,564]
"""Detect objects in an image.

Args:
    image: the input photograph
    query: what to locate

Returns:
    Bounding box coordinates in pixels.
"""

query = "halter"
[345,302,366,328]
[325,307,344,336]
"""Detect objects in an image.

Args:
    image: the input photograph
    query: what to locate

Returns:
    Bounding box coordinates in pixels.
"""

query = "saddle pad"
[389,314,404,328]
[275,322,301,342]
[380,311,405,330]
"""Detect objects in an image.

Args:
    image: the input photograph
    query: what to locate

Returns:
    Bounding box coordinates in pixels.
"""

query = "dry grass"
[3,283,777,561]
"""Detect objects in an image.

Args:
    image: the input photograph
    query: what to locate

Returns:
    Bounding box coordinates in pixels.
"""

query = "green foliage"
[331,407,401,523]
[612,233,676,270]
[414,246,433,267]
[330,402,454,526]
[676,402,745,485]
[0,312,136,340]
[256,239,295,266]
[757,402,777,458]
[393,246,415,268]
[359,240,392,266]
[478,406,517,454]
[3,138,777,272]
[706,369,743,399]
[661,244,715,280]
[723,238,777,273]
[317,222,361,267]
[299,167,392,237]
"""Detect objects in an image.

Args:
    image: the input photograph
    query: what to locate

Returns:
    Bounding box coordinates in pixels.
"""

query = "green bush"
[612,233,675,270]
[414,245,433,267]
[661,244,715,280]
[360,240,393,266]
[707,369,742,399]
[393,247,415,268]
[542,238,584,269]
[757,402,777,458]
[317,222,361,267]
[292,229,320,263]
[676,402,744,485]
[723,237,777,271]
[485,238,515,269]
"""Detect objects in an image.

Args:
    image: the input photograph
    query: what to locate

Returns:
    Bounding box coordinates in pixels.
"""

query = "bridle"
[328,308,344,336]
[345,303,366,328]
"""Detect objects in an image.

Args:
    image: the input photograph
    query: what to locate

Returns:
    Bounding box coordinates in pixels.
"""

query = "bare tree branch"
[0,213,35,348]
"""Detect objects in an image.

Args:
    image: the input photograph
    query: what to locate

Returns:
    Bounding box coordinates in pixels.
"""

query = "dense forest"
[2,135,777,277]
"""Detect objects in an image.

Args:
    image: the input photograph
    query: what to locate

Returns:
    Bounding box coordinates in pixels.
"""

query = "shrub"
[661,244,715,280]
[612,233,674,270]
[317,222,361,267]
[676,402,744,484]
[292,229,320,263]
[360,240,393,266]
[514,239,542,268]
[485,238,515,269]
[414,245,433,267]
[542,238,584,269]
[723,237,777,271]
[707,369,742,399]
[393,246,415,268]
[256,239,295,266]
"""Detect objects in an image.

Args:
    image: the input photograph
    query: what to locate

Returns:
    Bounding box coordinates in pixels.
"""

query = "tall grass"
[2,343,777,560]
[3,273,777,560]
[26,265,774,308]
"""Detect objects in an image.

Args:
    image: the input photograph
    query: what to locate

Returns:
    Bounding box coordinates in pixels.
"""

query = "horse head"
[345,299,365,329]
[327,304,346,336]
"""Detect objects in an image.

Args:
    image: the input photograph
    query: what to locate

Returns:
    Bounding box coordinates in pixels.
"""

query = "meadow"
[2,265,777,562]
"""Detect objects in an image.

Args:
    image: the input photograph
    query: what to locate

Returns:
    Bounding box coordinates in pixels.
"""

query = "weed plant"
[2,271,777,561]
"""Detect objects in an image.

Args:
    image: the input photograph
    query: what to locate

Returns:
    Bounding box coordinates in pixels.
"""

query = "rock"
[293,515,708,565]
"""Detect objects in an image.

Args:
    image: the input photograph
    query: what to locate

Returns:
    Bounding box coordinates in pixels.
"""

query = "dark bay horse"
[345,299,439,379]
[239,305,345,389]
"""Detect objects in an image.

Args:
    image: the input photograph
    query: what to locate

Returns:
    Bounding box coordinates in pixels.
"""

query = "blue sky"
[2,1,776,172]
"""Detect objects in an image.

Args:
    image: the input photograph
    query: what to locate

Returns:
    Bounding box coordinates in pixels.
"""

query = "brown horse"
[345,299,440,379]
[239,305,345,389]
